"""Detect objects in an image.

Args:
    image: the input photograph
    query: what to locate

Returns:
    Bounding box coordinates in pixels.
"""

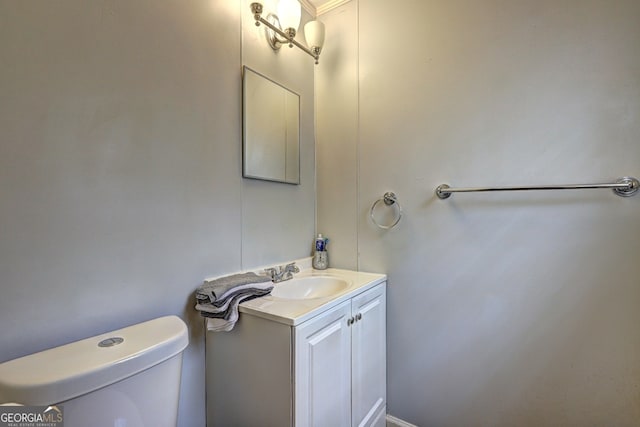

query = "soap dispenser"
[312,234,328,270]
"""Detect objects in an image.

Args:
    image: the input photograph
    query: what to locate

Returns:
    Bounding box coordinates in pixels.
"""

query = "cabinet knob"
[347,317,354,326]
[356,313,362,321]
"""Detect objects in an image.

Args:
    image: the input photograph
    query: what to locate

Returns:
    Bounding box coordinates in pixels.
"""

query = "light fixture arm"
[250,2,320,64]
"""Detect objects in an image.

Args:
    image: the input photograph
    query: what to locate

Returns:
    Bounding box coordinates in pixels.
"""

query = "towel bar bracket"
[435,184,453,199]
[613,176,639,197]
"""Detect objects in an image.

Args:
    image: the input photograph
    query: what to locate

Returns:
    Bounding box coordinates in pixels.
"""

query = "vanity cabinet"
[295,283,386,427]
[206,282,386,427]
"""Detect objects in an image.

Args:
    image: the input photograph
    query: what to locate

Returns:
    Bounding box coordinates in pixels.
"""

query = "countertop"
[239,266,387,326]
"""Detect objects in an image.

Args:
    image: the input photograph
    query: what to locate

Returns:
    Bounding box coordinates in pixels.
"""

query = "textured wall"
[0,1,315,425]
[317,0,640,425]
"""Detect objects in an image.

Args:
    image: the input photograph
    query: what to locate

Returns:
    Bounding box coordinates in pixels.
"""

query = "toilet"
[0,315,188,427]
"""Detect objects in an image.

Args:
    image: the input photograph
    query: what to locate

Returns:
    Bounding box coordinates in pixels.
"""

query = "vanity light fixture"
[250,0,325,65]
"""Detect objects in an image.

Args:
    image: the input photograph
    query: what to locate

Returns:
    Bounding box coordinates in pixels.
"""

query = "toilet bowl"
[0,316,188,427]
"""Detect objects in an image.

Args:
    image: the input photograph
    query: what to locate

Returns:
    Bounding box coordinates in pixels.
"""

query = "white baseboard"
[386,414,419,427]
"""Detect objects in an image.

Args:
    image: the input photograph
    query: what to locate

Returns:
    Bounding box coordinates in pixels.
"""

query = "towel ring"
[370,192,403,229]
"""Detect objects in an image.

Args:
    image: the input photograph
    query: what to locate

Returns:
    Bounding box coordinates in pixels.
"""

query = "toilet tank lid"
[0,315,188,406]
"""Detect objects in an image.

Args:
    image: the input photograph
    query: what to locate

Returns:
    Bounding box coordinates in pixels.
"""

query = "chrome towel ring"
[370,192,403,229]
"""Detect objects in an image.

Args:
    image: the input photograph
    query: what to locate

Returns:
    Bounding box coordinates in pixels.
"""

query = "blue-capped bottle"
[313,234,329,270]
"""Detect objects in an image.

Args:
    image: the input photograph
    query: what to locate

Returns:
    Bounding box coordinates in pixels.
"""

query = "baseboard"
[386,414,419,427]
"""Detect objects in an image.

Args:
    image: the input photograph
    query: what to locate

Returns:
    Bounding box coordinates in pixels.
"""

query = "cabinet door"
[351,284,387,427]
[294,300,352,427]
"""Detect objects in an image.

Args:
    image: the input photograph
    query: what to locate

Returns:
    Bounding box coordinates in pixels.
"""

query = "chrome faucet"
[265,262,300,283]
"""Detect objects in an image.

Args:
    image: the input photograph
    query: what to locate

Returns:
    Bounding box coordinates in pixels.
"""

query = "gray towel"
[195,272,273,332]
[196,287,272,315]
[200,292,271,332]
[197,291,270,319]
[196,272,272,304]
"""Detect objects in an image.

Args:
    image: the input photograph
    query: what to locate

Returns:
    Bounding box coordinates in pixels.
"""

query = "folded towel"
[196,272,272,304]
[195,272,273,332]
[196,287,272,315]
[203,293,270,332]
[196,282,274,308]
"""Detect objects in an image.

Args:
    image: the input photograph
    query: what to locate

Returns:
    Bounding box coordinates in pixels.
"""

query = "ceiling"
[304,0,352,16]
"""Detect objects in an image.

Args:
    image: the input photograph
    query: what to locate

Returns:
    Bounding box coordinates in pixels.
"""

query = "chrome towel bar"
[435,176,639,199]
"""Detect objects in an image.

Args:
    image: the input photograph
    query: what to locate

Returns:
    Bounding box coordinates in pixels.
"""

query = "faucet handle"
[285,262,300,273]
[264,267,277,281]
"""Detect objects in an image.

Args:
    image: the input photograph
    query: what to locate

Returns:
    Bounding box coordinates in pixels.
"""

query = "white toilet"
[0,315,188,427]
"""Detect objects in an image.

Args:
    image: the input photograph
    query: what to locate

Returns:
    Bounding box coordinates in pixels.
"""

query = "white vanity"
[205,266,387,427]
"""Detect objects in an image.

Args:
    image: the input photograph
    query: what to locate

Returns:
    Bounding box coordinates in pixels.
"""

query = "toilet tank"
[0,315,188,427]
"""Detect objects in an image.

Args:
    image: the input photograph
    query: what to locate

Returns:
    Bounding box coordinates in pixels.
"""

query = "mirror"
[243,66,300,184]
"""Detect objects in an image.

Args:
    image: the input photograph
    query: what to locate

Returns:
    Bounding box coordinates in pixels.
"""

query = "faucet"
[265,262,300,283]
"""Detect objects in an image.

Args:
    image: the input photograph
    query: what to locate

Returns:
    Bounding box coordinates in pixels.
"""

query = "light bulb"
[277,0,301,34]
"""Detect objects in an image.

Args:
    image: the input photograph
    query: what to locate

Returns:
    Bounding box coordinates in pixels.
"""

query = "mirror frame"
[242,66,301,185]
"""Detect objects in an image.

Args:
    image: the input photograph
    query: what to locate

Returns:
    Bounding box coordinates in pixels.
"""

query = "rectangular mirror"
[243,66,300,184]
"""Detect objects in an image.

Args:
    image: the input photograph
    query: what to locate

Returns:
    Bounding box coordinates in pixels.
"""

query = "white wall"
[0,1,315,426]
[317,0,640,425]
[316,1,360,270]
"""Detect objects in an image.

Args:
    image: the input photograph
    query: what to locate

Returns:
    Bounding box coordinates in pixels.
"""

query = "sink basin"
[270,276,351,300]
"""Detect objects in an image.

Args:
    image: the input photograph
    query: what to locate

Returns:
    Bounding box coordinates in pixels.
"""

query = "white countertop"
[239,267,387,326]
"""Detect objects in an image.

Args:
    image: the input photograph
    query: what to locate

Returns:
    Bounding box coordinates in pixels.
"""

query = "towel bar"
[435,176,639,199]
